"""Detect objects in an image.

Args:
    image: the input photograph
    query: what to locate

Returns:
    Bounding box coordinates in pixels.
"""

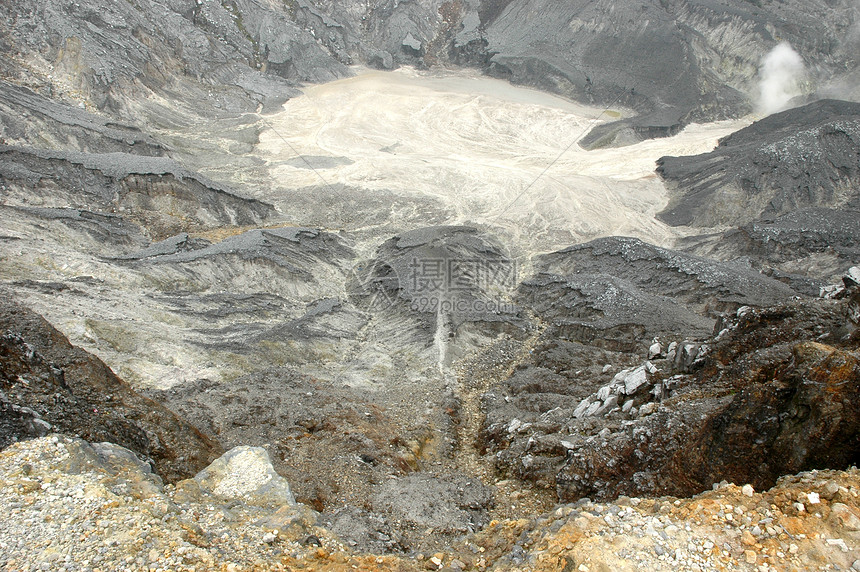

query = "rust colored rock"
[674,340,860,494]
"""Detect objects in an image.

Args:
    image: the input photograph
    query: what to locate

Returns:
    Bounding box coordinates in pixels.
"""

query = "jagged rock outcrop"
[0,145,275,239]
[677,207,860,291]
[517,236,800,352]
[0,80,166,155]
[483,286,859,503]
[657,99,860,228]
[0,297,222,481]
[463,0,858,146]
[0,0,329,112]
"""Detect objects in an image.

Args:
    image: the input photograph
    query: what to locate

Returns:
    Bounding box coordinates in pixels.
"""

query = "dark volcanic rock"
[0,80,166,155]
[0,145,275,239]
[0,297,222,481]
[518,236,800,352]
[347,226,523,362]
[657,99,860,227]
[675,340,860,494]
[491,295,860,503]
[676,207,860,288]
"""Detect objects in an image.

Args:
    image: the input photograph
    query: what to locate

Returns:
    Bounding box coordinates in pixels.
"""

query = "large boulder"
[194,446,296,507]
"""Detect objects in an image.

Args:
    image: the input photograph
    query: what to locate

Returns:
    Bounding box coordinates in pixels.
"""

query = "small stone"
[742,484,754,497]
[751,525,762,537]
[793,502,805,512]
[851,559,860,571]
[806,492,820,505]
[638,402,658,417]
[789,544,799,554]
[822,480,841,499]
[742,530,757,546]
[303,535,321,546]
[262,532,277,544]
[744,549,758,564]
[826,538,849,552]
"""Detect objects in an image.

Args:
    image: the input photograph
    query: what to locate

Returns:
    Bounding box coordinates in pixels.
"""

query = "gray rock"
[637,403,658,417]
[658,100,860,228]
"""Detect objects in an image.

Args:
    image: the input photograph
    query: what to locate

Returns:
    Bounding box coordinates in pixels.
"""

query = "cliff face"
[2,0,858,129]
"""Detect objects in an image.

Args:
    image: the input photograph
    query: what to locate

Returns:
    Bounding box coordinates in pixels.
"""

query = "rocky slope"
[657,99,860,285]
[2,0,859,143]
[2,434,860,570]
[480,265,860,503]
[0,297,222,482]
[657,100,860,228]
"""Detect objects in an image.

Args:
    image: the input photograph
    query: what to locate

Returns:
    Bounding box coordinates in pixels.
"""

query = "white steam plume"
[756,42,806,116]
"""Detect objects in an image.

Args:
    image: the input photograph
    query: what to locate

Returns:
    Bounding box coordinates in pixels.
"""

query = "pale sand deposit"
[259,67,749,258]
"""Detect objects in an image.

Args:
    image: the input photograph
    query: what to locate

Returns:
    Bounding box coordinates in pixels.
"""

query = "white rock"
[648,339,662,360]
[638,402,658,417]
[602,364,613,374]
[194,446,295,506]
[742,484,754,497]
[597,384,613,402]
[845,266,860,288]
[585,401,602,417]
[573,397,595,419]
[807,492,820,504]
[623,366,650,395]
[595,395,619,417]
[830,503,860,530]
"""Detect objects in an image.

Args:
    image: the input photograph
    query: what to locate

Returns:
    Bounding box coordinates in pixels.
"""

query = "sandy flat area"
[259,67,749,257]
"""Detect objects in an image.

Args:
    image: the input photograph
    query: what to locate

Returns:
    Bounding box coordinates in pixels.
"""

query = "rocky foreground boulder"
[2,434,860,570]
